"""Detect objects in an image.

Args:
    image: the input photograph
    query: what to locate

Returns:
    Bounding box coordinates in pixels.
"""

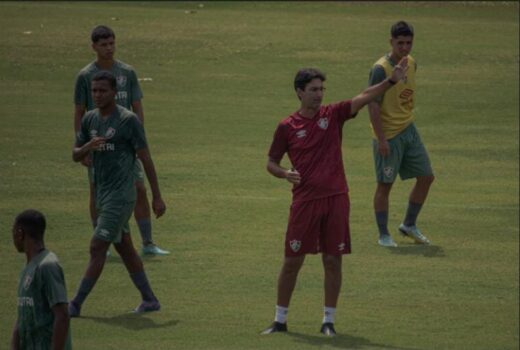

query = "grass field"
[0,2,518,349]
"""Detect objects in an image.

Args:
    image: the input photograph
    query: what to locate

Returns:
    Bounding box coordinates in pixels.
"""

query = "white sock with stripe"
[274,305,288,324]
[323,306,336,324]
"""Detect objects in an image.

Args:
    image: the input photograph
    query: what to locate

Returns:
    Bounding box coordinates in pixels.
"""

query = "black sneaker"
[261,321,288,334]
[320,322,336,336]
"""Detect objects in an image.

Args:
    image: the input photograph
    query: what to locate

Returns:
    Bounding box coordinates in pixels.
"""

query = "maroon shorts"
[285,194,351,257]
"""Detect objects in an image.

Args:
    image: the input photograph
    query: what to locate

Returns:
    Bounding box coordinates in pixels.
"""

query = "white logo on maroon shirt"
[317,117,329,130]
[296,130,307,138]
[289,240,302,252]
[338,242,345,251]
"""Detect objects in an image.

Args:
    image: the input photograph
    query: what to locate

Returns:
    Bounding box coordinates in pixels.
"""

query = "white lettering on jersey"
[96,143,115,152]
[18,297,34,307]
[296,130,307,138]
[116,91,128,101]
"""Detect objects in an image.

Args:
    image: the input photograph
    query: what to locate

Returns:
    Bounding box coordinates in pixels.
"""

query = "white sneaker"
[378,235,398,247]
[399,224,430,245]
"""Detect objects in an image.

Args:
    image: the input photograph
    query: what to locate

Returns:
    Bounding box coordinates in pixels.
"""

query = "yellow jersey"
[369,54,417,139]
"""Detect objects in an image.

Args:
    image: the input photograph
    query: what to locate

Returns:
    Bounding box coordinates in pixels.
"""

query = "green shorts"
[373,123,433,183]
[89,159,144,184]
[94,201,135,243]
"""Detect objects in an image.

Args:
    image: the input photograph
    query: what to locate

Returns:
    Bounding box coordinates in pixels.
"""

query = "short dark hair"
[391,21,414,38]
[91,25,115,43]
[92,70,117,90]
[294,68,326,91]
[15,209,46,241]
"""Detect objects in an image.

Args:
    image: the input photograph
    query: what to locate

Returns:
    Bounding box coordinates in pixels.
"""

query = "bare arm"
[136,147,166,218]
[368,102,390,156]
[10,321,20,350]
[132,100,144,125]
[266,158,301,185]
[351,56,408,115]
[72,137,106,162]
[51,303,69,350]
[74,105,86,133]
[74,104,93,167]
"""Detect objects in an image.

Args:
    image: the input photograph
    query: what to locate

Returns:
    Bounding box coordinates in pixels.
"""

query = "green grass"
[0,1,518,349]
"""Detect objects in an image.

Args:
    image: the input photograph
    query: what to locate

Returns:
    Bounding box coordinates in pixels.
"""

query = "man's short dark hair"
[294,68,326,91]
[15,209,46,241]
[91,25,115,43]
[391,21,414,38]
[92,70,117,90]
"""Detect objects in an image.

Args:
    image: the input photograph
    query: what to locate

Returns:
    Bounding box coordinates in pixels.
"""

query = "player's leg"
[89,182,97,229]
[321,254,342,336]
[277,255,306,307]
[372,136,401,247]
[114,231,160,312]
[319,194,351,336]
[398,124,434,244]
[262,200,320,334]
[261,255,305,334]
[133,160,169,256]
[69,236,111,317]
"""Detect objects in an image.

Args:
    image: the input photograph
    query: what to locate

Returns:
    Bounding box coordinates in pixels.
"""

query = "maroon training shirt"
[268,100,355,203]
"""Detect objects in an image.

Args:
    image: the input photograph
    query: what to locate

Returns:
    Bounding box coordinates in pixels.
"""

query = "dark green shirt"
[74,60,143,110]
[17,250,72,350]
[76,105,148,206]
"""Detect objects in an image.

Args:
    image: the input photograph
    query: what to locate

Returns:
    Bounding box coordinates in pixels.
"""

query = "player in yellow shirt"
[368,21,435,247]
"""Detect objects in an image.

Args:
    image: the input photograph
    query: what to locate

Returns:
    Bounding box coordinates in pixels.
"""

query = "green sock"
[375,211,390,237]
[404,201,423,226]
[137,218,153,245]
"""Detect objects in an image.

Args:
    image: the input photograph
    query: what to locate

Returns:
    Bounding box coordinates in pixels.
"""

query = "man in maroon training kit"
[262,58,408,336]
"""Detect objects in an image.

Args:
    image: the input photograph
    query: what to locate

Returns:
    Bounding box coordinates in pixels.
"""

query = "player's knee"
[418,175,435,186]
[89,244,107,260]
[376,182,392,196]
[322,255,341,272]
[281,257,304,275]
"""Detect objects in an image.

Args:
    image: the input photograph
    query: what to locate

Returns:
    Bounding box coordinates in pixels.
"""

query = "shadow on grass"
[106,254,165,264]
[82,313,179,330]
[387,245,445,258]
[289,331,421,350]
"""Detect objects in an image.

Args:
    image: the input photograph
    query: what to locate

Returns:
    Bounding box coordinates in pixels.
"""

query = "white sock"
[323,306,336,324]
[274,305,288,324]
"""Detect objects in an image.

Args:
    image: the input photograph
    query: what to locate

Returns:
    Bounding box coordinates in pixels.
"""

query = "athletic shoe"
[398,224,430,245]
[134,300,161,313]
[68,301,81,318]
[320,322,336,336]
[378,234,398,247]
[261,321,288,334]
[142,244,170,256]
